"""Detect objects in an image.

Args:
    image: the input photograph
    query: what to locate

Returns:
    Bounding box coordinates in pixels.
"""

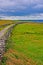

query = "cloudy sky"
[0,0,43,20]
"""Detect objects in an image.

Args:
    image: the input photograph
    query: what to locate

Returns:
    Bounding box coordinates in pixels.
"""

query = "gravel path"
[0,24,15,61]
[0,22,28,61]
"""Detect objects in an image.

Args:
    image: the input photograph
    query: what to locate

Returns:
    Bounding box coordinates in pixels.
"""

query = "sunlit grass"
[2,22,43,65]
[0,20,14,25]
[0,20,15,31]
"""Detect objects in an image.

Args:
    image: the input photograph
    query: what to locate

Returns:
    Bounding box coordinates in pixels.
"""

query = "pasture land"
[0,26,6,31]
[2,22,43,65]
[0,20,15,30]
[0,20,14,25]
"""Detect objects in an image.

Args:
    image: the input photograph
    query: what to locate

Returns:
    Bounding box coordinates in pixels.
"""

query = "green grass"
[0,20,15,25]
[2,22,43,65]
[0,26,6,31]
[0,20,15,31]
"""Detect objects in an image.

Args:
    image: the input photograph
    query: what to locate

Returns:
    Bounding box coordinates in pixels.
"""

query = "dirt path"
[0,24,15,61]
[0,21,29,61]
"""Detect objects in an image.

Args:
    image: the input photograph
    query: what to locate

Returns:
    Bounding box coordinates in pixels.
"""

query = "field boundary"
[0,21,31,61]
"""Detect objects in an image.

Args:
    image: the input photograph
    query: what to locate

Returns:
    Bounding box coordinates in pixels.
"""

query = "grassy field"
[0,20,15,31]
[0,26,6,31]
[0,20,14,25]
[2,22,43,65]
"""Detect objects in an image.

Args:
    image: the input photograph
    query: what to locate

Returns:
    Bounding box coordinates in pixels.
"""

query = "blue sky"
[0,0,43,20]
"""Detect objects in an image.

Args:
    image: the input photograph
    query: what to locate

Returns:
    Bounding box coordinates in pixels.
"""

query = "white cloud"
[33,4,43,8]
[0,13,43,20]
[31,0,43,9]
[0,0,30,11]
[0,0,43,12]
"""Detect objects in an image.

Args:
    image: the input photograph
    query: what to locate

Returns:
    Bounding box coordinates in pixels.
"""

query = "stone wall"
[0,21,28,61]
[0,24,15,61]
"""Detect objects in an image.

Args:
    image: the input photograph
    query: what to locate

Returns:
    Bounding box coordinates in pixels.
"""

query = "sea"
[20,20,43,23]
[30,20,43,23]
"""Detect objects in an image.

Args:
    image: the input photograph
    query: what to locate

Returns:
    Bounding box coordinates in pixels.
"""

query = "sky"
[0,0,43,20]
